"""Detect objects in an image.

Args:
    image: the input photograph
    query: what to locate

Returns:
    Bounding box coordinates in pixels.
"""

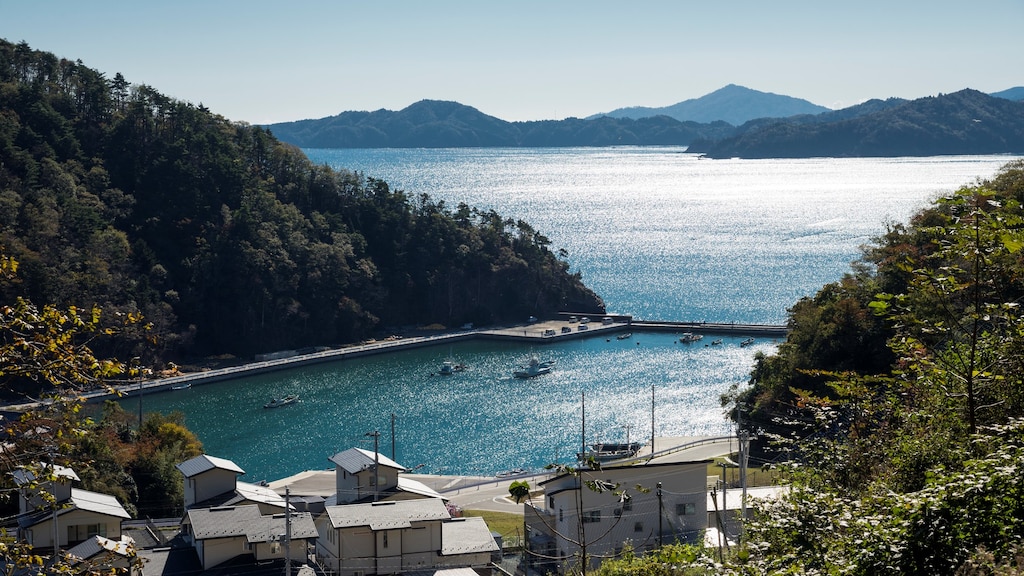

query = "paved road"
[435,435,739,514]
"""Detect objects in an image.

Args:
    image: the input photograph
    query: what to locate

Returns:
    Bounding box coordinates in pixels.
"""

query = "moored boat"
[680,332,704,343]
[438,360,467,375]
[264,394,299,408]
[616,332,632,340]
[710,339,723,346]
[577,442,643,463]
[170,382,192,390]
[740,337,755,347]
[514,357,555,378]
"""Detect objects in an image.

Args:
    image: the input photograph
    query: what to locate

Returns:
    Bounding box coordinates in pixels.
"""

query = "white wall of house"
[23,508,124,549]
[185,469,238,508]
[315,515,449,576]
[528,462,709,573]
[196,535,250,570]
[19,479,74,514]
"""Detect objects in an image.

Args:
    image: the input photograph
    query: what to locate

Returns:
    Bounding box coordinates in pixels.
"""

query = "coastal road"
[434,435,739,514]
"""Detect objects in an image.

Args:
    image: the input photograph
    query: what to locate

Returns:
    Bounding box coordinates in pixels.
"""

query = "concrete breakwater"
[5,317,786,411]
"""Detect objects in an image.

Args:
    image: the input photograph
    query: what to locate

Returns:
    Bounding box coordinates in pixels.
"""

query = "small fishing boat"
[577,442,643,463]
[438,360,467,375]
[514,357,555,378]
[264,394,299,408]
[170,382,192,390]
[616,332,632,340]
[740,337,755,347]
[680,332,704,343]
[710,339,723,346]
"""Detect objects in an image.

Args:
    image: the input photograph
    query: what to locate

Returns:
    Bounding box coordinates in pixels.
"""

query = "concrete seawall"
[4,317,787,410]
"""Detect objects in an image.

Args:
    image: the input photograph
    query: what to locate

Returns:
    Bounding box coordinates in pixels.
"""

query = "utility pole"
[581,392,586,463]
[737,402,749,533]
[284,487,291,576]
[365,431,380,501]
[657,482,663,547]
[650,384,655,458]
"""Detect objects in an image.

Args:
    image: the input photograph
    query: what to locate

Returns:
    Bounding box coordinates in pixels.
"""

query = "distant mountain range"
[265,100,735,149]
[587,84,830,124]
[265,85,1024,158]
[690,89,1024,159]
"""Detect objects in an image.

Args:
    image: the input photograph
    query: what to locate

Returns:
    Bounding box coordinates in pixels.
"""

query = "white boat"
[577,442,642,463]
[710,339,723,346]
[170,382,191,390]
[616,332,632,340]
[740,337,755,347]
[438,360,466,375]
[264,394,299,408]
[514,357,555,378]
[680,332,704,343]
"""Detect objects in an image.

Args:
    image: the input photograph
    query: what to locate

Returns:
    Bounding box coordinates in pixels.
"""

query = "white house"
[176,454,288,514]
[12,464,131,551]
[329,448,409,504]
[182,504,318,570]
[524,460,710,574]
[315,498,497,576]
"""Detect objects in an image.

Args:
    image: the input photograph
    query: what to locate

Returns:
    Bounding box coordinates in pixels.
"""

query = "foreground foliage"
[592,162,1024,575]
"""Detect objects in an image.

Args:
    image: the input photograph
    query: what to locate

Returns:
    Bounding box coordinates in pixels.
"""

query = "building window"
[383,532,389,549]
[549,496,555,508]
[634,522,643,532]
[676,502,696,516]
[582,510,601,523]
[614,508,622,518]
[559,508,563,522]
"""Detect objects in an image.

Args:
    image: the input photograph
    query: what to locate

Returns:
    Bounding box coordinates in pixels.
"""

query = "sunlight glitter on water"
[125,150,1018,481]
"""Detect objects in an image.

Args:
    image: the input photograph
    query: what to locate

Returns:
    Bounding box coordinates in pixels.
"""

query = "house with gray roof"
[329,447,405,504]
[525,460,710,575]
[12,464,131,551]
[327,447,443,504]
[176,454,289,514]
[315,498,498,576]
[182,504,318,570]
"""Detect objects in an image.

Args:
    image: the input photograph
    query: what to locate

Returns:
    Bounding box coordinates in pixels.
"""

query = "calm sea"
[126,149,1018,482]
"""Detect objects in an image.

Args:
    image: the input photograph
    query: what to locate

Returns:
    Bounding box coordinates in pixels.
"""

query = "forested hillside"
[595,161,1024,574]
[689,89,1024,158]
[0,39,603,373]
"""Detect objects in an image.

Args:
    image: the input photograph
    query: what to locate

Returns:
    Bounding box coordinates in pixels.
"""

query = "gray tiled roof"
[245,512,319,543]
[175,454,245,478]
[17,488,130,529]
[187,505,263,539]
[324,498,449,530]
[328,448,406,474]
[440,517,500,555]
[187,505,319,543]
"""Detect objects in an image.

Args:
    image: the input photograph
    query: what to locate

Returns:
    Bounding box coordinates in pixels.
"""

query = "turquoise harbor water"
[126,150,1018,482]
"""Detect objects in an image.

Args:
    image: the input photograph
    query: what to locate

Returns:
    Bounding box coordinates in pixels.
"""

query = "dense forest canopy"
[0,39,603,377]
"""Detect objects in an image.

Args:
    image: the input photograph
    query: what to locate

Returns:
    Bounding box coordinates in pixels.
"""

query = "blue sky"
[1,0,1021,124]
